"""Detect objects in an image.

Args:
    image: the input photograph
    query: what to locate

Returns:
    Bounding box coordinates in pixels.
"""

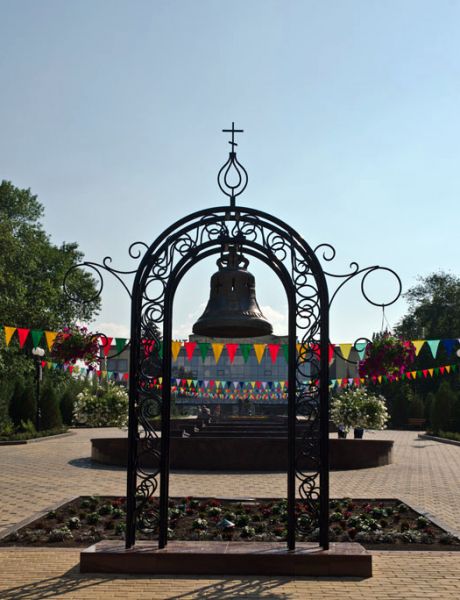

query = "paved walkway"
[1,428,460,598]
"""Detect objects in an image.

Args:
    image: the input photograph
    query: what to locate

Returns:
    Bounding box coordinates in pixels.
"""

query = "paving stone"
[1,428,460,597]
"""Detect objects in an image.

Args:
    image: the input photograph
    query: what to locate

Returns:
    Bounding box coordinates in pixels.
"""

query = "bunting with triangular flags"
[253,344,266,364]
[4,326,16,346]
[212,343,224,364]
[226,343,238,364]
[17,328,30,349]
[171,341,182,361]
[184,341,197,361]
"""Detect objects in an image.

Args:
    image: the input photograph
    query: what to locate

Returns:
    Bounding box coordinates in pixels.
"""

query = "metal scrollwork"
[63,125,401,555]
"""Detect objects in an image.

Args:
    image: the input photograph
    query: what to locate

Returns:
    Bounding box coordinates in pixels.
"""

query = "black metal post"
[34,358,41,432]
[126,288,142,549]
[287,288,297,550]
[158,285,173,549]
[319,290,330,550]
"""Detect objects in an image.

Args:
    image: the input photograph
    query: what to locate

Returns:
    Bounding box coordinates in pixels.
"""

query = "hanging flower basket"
[358,331,416,379]
[51,325,100,366]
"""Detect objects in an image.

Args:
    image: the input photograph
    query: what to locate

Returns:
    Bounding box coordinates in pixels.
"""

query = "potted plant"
[331,388,389,438]
[359,331,416,379]
[330,389,364,438]
[51,325,100,367]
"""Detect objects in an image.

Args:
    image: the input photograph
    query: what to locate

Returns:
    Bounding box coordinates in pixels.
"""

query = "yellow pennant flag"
[445,365,451,373]
[428,368,434,377]
[253,344,266,364]
[171,341,182,361]
[211,343,224,363]
[280,381,285,390]
[337,378,342,386]
[4,326,16,346]
[250,381,256,389]
[412,340,425,356]
[378,375,382,383]
[360,378,365,384]
[44,331,58,351]
[339,343,352,360]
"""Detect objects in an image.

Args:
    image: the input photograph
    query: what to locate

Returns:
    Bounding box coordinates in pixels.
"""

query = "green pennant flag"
[434,367,440,376]
[198,342,209,362]
[417,370,422,378]
[427,340,440,358]
[115,338,127,353]
[382,375,388,383]
[31,330,44,347]
[282,344,289,363]
[355,342,367,360]
[240,343,252,363]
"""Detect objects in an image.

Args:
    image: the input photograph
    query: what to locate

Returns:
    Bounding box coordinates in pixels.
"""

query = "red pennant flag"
[226,343,239,364]
[100,337,113,357]
[329,344,335,364]
[256,381,262,389]
[209,380,215,388]
[41,360,47,368]
[68,366,74,374]
[96,370,102,377]
[267,344,280,364]
[184,341,197,361]
[440,366,445,374]
[17,328,30,348]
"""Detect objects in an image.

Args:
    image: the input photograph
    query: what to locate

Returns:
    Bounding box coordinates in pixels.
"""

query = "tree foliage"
[396,272,460,339]
[0,180,100,330]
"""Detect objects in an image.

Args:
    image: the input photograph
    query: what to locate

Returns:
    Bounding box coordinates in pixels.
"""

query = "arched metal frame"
[125,205,330,551]
[63,124,402,556]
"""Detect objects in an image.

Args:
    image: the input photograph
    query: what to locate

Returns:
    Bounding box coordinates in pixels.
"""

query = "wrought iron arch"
[125,204,330,551]
[64,125,402,558]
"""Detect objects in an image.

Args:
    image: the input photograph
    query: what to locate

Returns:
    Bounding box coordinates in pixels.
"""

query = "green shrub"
[40,382,63,430]
[424,392,435,428]
[73,383,128,427]
[331,388,388,431]
[60,388,75,426]
[408,389,425,419]
[9,381,36,428]
[431,381,456,433]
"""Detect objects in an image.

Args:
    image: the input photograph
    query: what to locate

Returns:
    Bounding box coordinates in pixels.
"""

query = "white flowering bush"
[330,388,388,432]
[73,383,129,427]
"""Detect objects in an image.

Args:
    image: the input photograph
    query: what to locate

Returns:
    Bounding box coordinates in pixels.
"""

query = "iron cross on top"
[222,122,244,152]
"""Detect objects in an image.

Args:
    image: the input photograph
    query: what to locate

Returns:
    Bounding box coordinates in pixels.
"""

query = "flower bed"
[2,496,459,550]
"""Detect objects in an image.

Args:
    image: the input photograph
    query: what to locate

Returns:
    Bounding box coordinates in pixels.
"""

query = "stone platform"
[92,436,394,470]
[80,540,372,577]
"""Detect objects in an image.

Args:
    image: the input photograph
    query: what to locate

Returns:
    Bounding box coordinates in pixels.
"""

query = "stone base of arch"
[80,540,372,577]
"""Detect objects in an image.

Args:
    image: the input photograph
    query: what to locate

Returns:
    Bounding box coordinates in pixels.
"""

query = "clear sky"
[1,0,459,343]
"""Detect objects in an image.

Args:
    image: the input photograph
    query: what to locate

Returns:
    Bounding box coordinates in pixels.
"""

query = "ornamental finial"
[217,122,248,207]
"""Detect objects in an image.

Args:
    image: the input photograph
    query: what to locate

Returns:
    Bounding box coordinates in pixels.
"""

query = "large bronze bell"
[193,248,273,338]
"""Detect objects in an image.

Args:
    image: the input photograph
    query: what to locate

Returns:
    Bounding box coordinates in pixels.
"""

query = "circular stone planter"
[91,436,393,471]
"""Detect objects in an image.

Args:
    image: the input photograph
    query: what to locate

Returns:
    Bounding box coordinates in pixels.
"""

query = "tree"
[40,381,62,430]
[0,180,100,330]
[396,272,460,339]
[9,380,36,428]
[431,381,456,433]
[0,181,101,431]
